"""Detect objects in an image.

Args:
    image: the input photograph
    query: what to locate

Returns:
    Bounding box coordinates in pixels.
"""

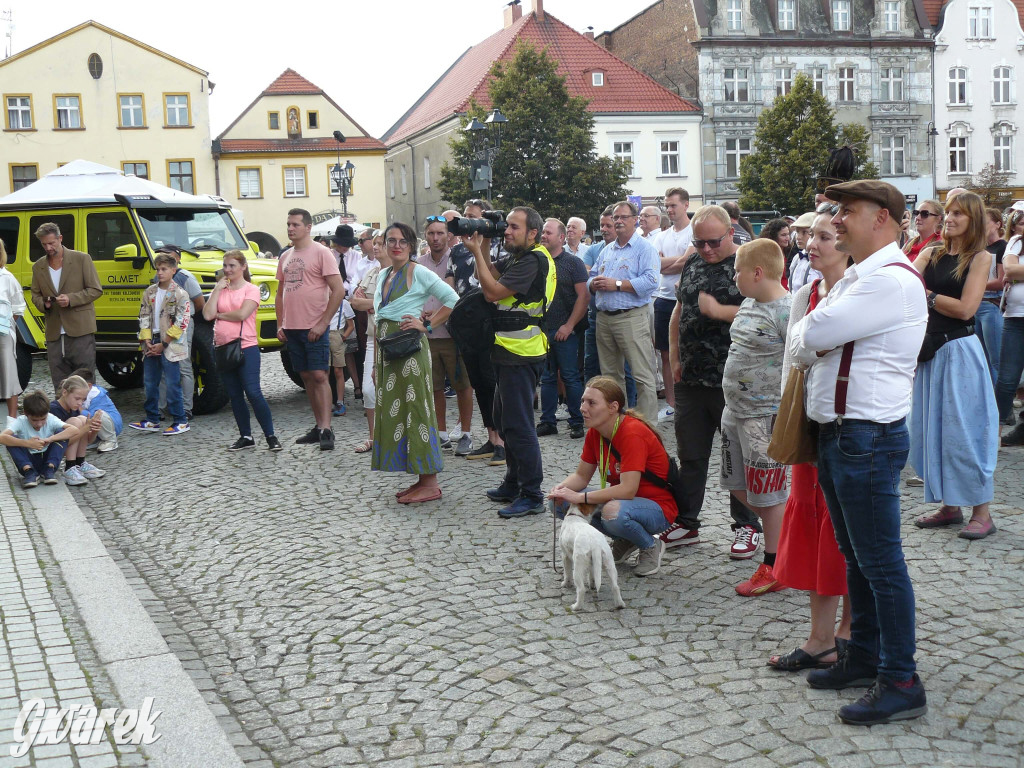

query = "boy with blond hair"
[721,238,792,596]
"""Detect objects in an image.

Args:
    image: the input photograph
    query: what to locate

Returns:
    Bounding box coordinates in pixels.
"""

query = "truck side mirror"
[113,244,139,261]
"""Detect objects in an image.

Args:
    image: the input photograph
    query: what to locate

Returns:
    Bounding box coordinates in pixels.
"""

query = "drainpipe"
[407,140,417,224]
[211,139,222,196]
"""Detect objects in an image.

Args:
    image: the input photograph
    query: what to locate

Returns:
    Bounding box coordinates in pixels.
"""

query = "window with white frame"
[811,67,825,95]
[55,96,81,129]
[838,67,856,101]
[949,134,969,174]
[880,67,904,101]
[119,95,144,127]
[948,67,968,105]
[6,96,31,130]
[725,137,751,177]
[284,167,306,197]
[993,66,1012,104]
[592,72,604,87]
[659,140,681,176]
[727,0,743,30]
[164,94,189,126]
[994,132,1013,171]
[832,0,851,30]
[238,168,261,198]
[613,141,635,176]
[423,157,431,188]
[400,165,407,195]
[776,67,794,97]
[881,135,906,175]
[968,4,993,38]
[724,67,749,101]
[778,0,795,30]
[883,1,900,31]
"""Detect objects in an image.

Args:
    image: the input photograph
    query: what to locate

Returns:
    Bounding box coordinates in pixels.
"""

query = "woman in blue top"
[373,222,460,503]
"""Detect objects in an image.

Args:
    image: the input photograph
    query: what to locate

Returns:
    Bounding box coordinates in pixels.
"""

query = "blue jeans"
[221,345,275,438]
[541,331,583,427]
[817,418,917,681]
[494,362,546,502]
[7,443,66,476]
[995,316,1024,421]
[975,300,1002,388]
[144,355,184,424]
[587,492,670,549]
[584,305,636,406]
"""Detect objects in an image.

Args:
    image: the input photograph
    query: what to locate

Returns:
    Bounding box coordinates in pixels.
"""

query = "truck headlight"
[259,283,271,302]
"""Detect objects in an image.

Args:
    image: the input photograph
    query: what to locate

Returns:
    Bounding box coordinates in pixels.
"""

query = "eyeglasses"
[425,215,448,223]
[693,235,729,249]
[912,210,940,219]
[642,213,661,218]
[816,203,839,215]
[385,238,411,248]
[612,214,636,221]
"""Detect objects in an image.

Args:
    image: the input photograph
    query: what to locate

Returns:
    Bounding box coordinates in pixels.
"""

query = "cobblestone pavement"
[17,354,1024,767]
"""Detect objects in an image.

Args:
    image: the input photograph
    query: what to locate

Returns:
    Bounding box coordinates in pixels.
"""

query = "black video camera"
[446,210,507,238]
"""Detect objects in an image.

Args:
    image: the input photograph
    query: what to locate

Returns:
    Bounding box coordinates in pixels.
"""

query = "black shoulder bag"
[378,265,423,360]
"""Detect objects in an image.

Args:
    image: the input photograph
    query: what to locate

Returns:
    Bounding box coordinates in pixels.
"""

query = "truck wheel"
[96,352,145,389]
[279,348,338,400]
[191,321,228,415]
[15,343,33,391]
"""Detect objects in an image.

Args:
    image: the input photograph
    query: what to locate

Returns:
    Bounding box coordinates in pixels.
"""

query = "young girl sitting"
[50,375,105,486]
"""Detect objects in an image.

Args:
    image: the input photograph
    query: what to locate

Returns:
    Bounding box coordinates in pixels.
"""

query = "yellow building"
[213,70,386,248]
[0,21,214,196]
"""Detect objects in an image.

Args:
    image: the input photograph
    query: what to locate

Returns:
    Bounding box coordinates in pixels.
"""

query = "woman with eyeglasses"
[996,207,1024,446]
[769,210,851,672]
[902,200,943,260]
[372,222,459,503]
[909,191,998,540]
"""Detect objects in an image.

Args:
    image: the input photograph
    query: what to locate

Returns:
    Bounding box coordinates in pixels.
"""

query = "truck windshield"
[136,209,247,252]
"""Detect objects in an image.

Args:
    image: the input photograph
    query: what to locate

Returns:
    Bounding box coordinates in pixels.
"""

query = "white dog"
[559,503,626,612]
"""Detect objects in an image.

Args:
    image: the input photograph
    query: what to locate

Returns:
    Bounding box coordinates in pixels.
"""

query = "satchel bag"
[379,328,422,360]
[214,326,244,372]
[767,368,819,465]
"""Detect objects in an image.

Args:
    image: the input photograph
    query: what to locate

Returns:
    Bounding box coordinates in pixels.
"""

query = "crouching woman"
[548,376,677,577]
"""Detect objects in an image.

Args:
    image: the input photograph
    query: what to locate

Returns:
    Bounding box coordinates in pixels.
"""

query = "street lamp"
[464,108,507,202]
[330,130,355,217]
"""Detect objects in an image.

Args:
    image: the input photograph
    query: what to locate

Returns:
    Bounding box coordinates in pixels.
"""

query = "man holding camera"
[463,207,556,519]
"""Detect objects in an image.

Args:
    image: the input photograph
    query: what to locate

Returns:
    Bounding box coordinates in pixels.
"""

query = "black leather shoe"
[295,426,320,445]
[1001,423,1024,447]
[536,422,558,436]
[319,428,335,451]
[839,674,927,725]
[807,646,878,690]
[569,424,586,439]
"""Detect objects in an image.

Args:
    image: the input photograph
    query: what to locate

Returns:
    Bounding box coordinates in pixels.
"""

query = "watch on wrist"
[615,279,623,292]
[927,291,937,309]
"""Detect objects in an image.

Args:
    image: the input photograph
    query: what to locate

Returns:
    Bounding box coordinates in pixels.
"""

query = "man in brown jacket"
[30,222,103,392]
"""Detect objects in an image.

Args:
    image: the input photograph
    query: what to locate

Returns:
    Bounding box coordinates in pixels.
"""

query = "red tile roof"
[217,137,385,153]
[263,68,325,96]
[383,9,698,145]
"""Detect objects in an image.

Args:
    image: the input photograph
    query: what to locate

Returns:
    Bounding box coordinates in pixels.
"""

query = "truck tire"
[95,352,145,389]
[191,321,228,415]
[279,348,338,400]
[15,343,33,391]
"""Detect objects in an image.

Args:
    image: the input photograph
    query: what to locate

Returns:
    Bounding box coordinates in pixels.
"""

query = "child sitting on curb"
[73,367,123,453]
[50,375,106,486]
[0,390,83,488]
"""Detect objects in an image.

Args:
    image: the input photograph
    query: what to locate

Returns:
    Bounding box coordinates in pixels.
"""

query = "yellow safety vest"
[493,244,557,359]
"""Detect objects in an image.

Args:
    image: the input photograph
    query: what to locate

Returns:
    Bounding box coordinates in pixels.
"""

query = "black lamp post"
[464,108,507,202]
[330,131,355,217]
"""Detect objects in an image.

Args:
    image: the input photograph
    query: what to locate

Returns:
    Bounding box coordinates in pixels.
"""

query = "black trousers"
[461,345,497,431]
[672,383,761,532]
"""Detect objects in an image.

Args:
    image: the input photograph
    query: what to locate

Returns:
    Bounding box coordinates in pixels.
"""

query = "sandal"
[396,483,422,499]
[767,645,838,671]
[958,518,996,540]
[914,506,964,529]
[354,439,373,454]
[397,487,442,504]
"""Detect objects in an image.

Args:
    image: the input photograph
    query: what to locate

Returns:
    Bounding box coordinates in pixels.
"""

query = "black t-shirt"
[545,251,588,332]
[674,253,743,388]
[924,251,973,334]
[445,244,477,297]
[492,249,545,366]
[987,239,1006,263]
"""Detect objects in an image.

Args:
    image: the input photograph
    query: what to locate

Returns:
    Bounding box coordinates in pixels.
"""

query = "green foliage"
[739,75,878,215]
[967,163,1014,208]
[439,41,629,224]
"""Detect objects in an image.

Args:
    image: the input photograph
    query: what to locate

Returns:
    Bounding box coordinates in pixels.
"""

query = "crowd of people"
[2,179,1019,729]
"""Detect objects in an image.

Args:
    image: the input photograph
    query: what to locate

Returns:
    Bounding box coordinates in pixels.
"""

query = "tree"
[738,74,879,215]
[967,163,1014,209]
[439,41,629,225]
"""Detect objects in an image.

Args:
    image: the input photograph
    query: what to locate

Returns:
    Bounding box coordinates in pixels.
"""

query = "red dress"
[773,284,848,596]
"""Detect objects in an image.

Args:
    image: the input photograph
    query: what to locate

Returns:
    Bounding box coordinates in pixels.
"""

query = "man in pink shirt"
[275,209,345,450]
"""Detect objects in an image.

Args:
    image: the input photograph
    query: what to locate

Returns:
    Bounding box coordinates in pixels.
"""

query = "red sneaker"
[660,523,700,548]
[735,563,786,596]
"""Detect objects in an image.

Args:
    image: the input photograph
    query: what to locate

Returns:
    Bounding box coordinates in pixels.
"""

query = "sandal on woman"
[354,439,373,454]
[396,482,422,499]
[397,487,442,504]
[767,646,838,671]
[914,506,964,529]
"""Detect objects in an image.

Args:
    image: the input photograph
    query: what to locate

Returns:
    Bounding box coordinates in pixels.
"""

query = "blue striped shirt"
[588,230,660,311]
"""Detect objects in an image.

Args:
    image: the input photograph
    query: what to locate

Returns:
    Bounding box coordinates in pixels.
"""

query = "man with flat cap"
[788,180,928,725]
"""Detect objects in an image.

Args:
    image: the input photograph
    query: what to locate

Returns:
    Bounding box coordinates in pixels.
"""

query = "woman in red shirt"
[548,376,677,577]
[903,199,943,260]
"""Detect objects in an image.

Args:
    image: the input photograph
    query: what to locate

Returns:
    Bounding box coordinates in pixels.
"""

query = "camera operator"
[463,207,556,519]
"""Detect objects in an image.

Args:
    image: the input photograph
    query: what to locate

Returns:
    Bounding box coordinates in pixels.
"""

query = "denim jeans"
[144,354,184,424]
[995,316,1024,421]
[584,305,636,406]
[975,300,1002,388]
[817,417,917,681]
[588,492,670,549]
[540,331,583,427]
[221,345,275,438]
[7,443,66,476]
[494,361,546,502]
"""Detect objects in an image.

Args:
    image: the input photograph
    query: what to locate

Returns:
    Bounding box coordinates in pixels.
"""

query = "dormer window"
[832,0,851,31]
[778,0,795,30]
[592,71,605,87]
[727,0,743,30]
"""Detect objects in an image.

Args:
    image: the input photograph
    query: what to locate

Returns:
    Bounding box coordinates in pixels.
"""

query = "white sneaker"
[97,440,118,453]
[79,461,106,479]
[64,466,88,486]
[555,403,570,421]
[730,525,761,559]
[906,475,924,487]
[658,406,675,422]
[449,422,463,440]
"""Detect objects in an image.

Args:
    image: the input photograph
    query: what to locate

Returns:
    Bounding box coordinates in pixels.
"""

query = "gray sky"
[4,0,641,138]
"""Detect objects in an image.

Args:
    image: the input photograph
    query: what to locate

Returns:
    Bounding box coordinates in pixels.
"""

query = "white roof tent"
[0,159,231,211]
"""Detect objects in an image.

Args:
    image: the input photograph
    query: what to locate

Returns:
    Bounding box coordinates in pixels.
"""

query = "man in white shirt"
[565,217,586,256]
[788,180,928,726]
[639,206,663,240]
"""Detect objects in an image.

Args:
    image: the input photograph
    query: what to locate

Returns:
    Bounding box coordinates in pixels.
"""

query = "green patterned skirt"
[371,318,444,474]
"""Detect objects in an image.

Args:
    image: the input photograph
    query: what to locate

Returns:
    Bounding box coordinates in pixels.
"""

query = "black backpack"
[607,435,687,514]
[446,287,497,353]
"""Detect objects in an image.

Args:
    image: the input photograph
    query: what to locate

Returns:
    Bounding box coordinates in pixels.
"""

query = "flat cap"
[824,180,906,223]
[792,211,816,229]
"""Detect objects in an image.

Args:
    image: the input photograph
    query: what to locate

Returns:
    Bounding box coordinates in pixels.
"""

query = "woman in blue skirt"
[909,191,998,540]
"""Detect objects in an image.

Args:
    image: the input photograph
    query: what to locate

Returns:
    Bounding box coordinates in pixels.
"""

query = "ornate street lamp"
[464,108,507,201]
[330,130,355,217]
